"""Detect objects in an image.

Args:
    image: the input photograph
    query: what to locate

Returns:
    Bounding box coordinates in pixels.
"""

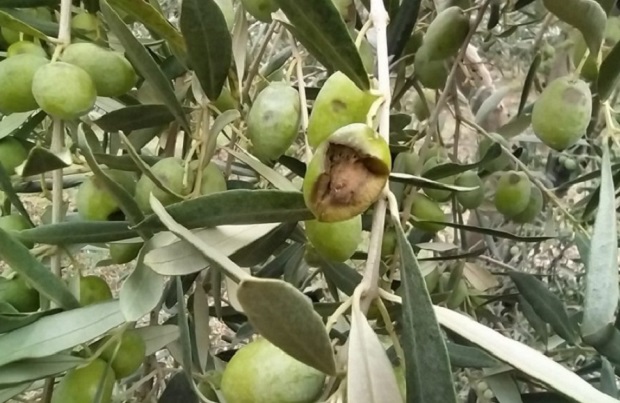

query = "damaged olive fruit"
[0,137,28,175]
[418,6,470,61]
[305,215,362,262]
[76,170,137,221]
[135,157,193,213]
[247,82,301,163]
[0,54,48,114]
[0,213,33,248]
[307,71,379,148]
[32,62,97,120]
[303,123,391,222]
[455,171,484,209]
[7,41,47,58]
[93,329,146,379]
[0,275,39,312]
[51,359,115,403]
[410,193,446,233]
[220,338,325,403]
[494,171,532,218]
[512,186,543,224]
[61,43,137,97]
[240,0,279,22]
[531,76,592,151]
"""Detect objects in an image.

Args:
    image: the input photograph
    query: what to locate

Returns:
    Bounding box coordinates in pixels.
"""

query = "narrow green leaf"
[0,382,31,403]
[485,372,523,403]
[598,38,620,101]
[0,308,60,333]
[519,54,541,115]
[19,220,136,245]
[347,302,404,402]
[518,295,549,345]
[17,146,72,177]
[600,357,618,398]
[412,219,555,242]
[106,0,186,57]
[509,272,577,344]
[0,9,47,40]
[135,324,180,356]
[0,112,32,140]
[0,301,124,366]
[581,143,618,341]
[542,0,606,57]
[445,342,499,368]
[273,0,370,90]
[100,0,190,131]
[0,354,86,386]
[180,0,232,100]
[0,163,32,227]
[0,228,79,310]
[318,260,362,296]
[136,190,314,231]
[386,0,422,61]
[175,277,195,383]
[419,143,502,180]
[226,148,298,191]
[119,241,165,322]
[393,219,458,402]
[389,173,476,192]
[236,277,337,376]
[93,105,178,132]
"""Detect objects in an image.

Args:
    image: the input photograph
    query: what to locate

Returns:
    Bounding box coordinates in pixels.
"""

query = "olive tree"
[0,0,619,402]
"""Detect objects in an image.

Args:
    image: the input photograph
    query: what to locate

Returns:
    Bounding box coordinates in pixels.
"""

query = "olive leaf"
[542,0,606,57]
[236,277,337,376]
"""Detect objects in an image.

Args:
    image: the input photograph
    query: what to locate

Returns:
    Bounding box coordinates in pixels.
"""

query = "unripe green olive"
[305,215,362,262]
[0,54,48,114]
[494,171,532,218]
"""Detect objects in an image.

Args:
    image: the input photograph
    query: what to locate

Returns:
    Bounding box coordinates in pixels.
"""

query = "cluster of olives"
[52,329,146,403]
[75,158,227,262]
[0,11,136,120]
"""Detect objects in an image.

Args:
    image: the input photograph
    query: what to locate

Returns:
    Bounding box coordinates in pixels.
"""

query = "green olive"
[0,54,48,114]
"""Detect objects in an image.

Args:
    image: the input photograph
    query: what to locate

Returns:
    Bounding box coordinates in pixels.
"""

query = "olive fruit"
[240,0,279,22]
[135,157,192,213]
[220,338,325,403]
[32,62,97,120]
[512,186,543,224]
[531,76,591,151]
[212,86,238,113]
[76,170,137,221]
[412,89,436,121]
[455,171,484,209]
[79,275,113,306]
[0,213,34,248]
[422,157,456,202]
[305,215,362,262]
[381,228,397,258]
[413,49,449,90]
[93,329,146,379]
[410,193,446,232]
[0,137,28,175]
[307,71,379,148]
[477,135,511,172]
[395,151,419,174]
[72,12,106,42]
[303,123,391,222]
[0,275,39,312]
[51,359,115,403]
[418,6,470,61]
[446,278,469,309]
[247,82,300,163]
[494,171,532,218]
[0,54,48,114]
[7,41,47,58]
[61,43,137,97]
[197,162,227,195]
[109,242,143,264]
